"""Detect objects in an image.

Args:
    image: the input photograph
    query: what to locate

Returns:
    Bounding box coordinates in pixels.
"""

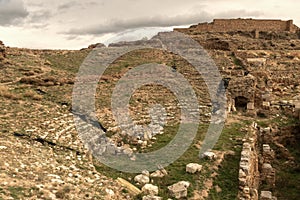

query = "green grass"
[206,122,245,199]
[41,50,90,73]
[275,168,300,200]
[254,116,300,200]
[8,187,25,200]
[213,122,244,151]
[207,152,241,200]
[94,122,246,199]
[230,55,244,68]
[273,123,300,200]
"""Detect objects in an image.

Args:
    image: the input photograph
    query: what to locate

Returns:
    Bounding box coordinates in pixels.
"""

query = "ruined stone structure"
[295,101,300,120]
[0,41,5,61]
[238,123,276,200]
[175,19,299,34]
[227,74,257,115]
[238,124,277,200]
[238,123,260,200]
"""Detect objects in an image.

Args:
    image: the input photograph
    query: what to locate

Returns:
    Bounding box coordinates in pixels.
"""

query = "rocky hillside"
[0,23,299,200]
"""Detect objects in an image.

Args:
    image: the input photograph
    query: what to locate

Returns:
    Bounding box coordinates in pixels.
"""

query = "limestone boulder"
[150,170,166,178]
[260,191,275,200]
[142,195,162,200]
[142,184,159,196]
[134,174,150,185]
[202,151,217,160]
[168,181,190,199]
[186,163,202,174]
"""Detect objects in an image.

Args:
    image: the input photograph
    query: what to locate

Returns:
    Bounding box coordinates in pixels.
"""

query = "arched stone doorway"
[235,96,248,111]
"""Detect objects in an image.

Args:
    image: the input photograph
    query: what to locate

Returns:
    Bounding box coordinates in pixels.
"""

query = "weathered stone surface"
[150,170,166,178]
[261,163,276,186]
[150,166,168,178]
[202,151,217,160]
[175,19,299,34]
[227,74,257,113]
[263,101,271,108]
[134,174,150,185]
[260,191,273,200]
[142,184,159,196]
[238,126,260,200]
[142,170,150,177]
[142,195,162,200]
[168,181,190,199]
[247,102,255,110]
[247,58,267,66]
[0,41,5,61]
[186,163,202,174]
[117,177,142,196]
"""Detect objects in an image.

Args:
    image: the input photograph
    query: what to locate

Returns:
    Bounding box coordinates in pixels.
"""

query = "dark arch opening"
[235,96,248,111]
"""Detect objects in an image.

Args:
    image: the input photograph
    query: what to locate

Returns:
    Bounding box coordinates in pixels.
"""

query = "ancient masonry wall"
[175,19,299,34]
[0,41,5,61]
[238,123,277,200]
[238,123,260,200]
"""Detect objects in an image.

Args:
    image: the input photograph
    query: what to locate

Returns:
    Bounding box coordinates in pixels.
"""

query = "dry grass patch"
[23,90,43,101]
[0,86,22,100]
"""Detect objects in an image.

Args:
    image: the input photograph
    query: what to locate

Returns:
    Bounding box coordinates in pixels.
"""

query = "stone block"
[142,195,162,200]
[247,102,255,110]
[134,174,150,185]
[142,184,159,196]
[168,181,190,199]
[261,191,273,200]
[186,163,202,174]
[202,151,216,160]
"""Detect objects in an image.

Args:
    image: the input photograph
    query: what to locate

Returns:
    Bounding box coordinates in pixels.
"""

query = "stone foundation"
[238,123,260,200]
[0,41,5,61]
[238,123,278,200]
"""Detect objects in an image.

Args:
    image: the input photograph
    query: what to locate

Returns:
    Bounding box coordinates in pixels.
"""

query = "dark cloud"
[58,1,79,11]
[27,10,52,23]
[0,0,29,26]
[58,0,102,11]
[66,12,211,35]
[65,9,263,35]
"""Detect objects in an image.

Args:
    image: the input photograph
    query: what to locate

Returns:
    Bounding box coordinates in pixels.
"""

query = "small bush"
[0,86,21,100]
[24,90,43,101]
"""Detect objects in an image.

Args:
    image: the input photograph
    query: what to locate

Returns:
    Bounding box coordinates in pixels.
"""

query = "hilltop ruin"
[175,18,300,36]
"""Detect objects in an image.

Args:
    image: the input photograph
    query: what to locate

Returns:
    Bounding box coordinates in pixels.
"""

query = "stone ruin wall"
[0,41,5,61]
[175,19,299,34]
[238,123,278,200]
[238,123,260,200]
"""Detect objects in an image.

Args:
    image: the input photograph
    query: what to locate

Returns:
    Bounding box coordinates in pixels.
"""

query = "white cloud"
[0,0,299,49]
[66,9,263,35]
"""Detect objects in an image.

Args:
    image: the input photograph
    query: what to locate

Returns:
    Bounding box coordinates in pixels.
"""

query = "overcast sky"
[0,0,299,49]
